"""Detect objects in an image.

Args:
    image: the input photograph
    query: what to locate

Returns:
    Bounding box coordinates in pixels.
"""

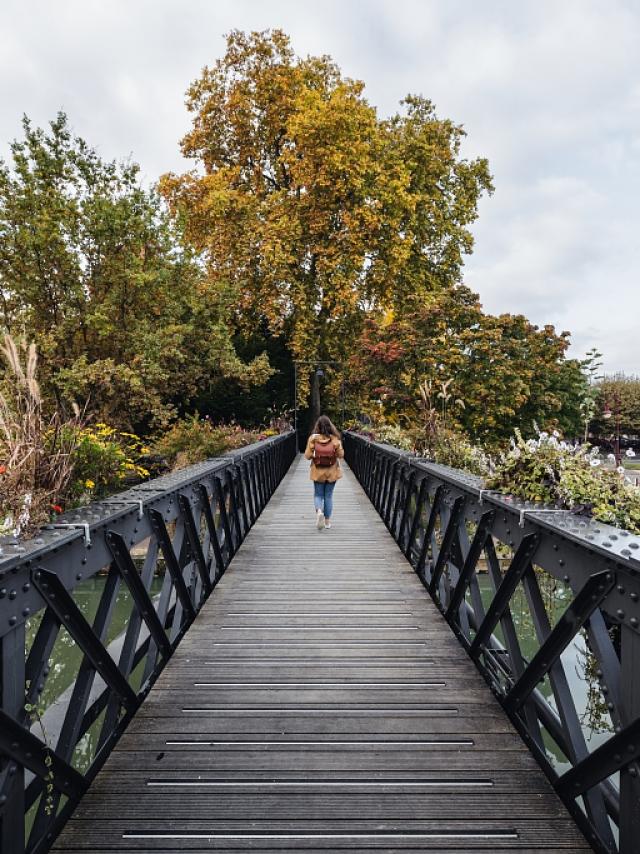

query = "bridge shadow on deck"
[54,456,590,853]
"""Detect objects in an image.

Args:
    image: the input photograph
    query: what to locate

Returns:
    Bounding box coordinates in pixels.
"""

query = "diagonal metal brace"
[429,496,466,599]
[214,476,236,559]
[469,532,540,659]
[178,493,213,597]
[504,569,616,715]
[31,567,138,712]
[147,509,197,622]
[0,708,87,801]
[196,484,226,578]
[556,715,640,800]
[446,509,497,621]
[415,485,444,579]
[106,530,172,660]
[404,476,428,559]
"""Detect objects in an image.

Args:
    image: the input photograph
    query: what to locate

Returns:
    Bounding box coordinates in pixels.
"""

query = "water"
[23,572,165,839]
[477,572,614,774]
[26,573,165,769]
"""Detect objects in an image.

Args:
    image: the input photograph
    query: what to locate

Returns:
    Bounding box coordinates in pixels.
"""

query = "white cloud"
[0,0,638,372]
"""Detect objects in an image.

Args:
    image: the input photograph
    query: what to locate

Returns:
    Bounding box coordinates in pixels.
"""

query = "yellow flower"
[141,447,150,454]
[85,479,95,489]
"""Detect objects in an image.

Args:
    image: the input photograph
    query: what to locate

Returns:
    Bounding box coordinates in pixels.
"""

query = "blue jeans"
[314,481,336,518]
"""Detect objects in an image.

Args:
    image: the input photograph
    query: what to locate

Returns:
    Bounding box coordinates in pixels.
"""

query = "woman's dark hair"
[312,415,340,438]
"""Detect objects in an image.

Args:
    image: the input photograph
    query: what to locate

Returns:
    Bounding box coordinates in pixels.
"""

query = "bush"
[417,428,490,476]
[350,418,489,477]
[487,429,640,533]
[152,416,264,470]
[66,424,150,502]
[362,423,414,452]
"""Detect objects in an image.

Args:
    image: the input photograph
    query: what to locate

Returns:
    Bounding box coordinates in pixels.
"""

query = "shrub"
[366,423,414,452]
[66,424,150,501]
[487,429,640,533]
[152,416,263,470]
[350,419,489,477]
[418,428,490,477]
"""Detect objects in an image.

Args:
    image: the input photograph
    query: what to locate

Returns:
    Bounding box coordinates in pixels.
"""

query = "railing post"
[620,624,640,854]
[0,623,25,854]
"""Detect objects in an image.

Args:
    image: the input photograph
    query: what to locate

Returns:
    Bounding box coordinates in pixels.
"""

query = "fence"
[344,431,640,854]
[0,431,297,854]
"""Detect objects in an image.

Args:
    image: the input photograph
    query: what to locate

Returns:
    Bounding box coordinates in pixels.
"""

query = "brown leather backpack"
[313,438,337,467]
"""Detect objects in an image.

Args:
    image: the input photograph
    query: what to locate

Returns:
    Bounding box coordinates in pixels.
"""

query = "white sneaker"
[316,509,325,530]
[324,520,332,529]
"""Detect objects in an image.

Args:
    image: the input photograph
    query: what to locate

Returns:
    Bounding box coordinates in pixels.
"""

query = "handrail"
[0,431,297,854]
[344,431,640,854]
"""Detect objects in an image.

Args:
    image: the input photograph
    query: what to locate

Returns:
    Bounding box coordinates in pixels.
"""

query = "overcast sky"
[1,0,638,373]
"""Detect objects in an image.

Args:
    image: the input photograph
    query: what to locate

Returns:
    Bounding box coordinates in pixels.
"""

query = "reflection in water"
[477,572,613,775]
[25,574,164,772]
[24,572,166,840]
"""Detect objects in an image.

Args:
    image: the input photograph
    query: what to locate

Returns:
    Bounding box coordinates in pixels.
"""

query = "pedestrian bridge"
[1,432,639,854]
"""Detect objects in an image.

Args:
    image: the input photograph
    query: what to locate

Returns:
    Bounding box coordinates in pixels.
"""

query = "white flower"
[617,466,626,475]
[526,439,538,451]
[552,430,561,438]
[13,493,32,537]
[590,459,601,467]
[539,431,549,440]
[626,449,636,458]
[512,448,521,458]
[607,453,616,462]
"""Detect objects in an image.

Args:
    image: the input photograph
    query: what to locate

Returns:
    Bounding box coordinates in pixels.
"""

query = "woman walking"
[304,415,344,530]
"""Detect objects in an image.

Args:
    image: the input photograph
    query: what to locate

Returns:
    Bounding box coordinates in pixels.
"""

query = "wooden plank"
[53,457,589,853]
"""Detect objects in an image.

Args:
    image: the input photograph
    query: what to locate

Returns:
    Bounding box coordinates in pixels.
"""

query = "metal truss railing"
[344,431,640,854]
[0,431,297,854]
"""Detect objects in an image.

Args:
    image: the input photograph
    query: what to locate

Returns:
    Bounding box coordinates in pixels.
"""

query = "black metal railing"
[344,431,640,854]
[0,431,297,854]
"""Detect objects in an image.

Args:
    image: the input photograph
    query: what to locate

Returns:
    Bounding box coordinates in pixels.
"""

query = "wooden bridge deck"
[54,456,590,853]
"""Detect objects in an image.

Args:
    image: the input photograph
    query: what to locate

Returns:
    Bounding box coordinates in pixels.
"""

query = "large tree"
[160,29,493,420]
[0,113,270,428]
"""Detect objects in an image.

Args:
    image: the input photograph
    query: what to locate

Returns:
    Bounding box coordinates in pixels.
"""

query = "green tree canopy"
[345,287,584,446]
[0,113,270,428]
[593,375,640,438]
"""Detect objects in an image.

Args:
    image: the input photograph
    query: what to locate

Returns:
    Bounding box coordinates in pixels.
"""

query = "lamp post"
[602,392,622,467]
[293,360,344,444]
